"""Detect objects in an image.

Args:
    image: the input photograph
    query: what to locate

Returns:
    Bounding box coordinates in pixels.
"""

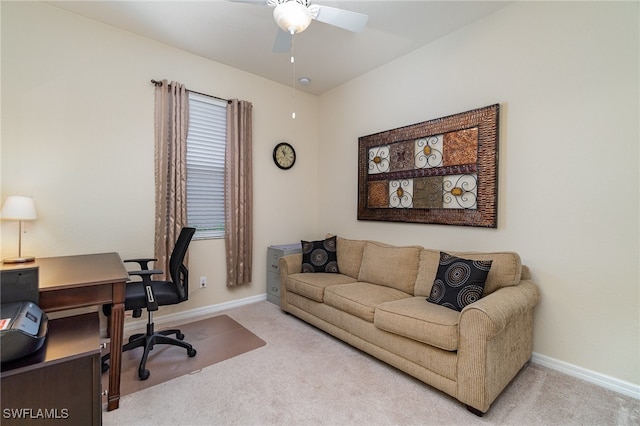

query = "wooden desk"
[1,253,129,411]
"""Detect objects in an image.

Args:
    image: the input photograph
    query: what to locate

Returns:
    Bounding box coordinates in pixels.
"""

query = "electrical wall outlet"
[199,276,207,288]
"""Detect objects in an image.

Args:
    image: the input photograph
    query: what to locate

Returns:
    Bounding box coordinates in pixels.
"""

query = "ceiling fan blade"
[226,0,267,4]
[313,5,368,33]
[272,28,291,53]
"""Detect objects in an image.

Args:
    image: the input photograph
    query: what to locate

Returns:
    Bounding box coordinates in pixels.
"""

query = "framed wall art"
[357,104,499,228]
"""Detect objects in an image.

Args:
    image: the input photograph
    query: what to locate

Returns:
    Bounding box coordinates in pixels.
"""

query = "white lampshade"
[1,196,38,221]
[273,1,312,35]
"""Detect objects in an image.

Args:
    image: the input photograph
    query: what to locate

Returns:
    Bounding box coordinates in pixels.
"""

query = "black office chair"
[102,227,197,380]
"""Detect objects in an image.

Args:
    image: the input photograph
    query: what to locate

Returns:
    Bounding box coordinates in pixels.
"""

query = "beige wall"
[2,1,638,390]
[318,2,639,386]
[1,2,319,312]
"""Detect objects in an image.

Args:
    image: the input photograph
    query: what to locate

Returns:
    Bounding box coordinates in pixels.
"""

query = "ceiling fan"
[229,0,369,52]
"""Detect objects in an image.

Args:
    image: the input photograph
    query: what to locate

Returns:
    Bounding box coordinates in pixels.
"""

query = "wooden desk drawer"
[39,285,112,312]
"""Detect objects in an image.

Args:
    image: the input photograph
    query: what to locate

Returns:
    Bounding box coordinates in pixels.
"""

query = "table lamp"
[2,195,38,264]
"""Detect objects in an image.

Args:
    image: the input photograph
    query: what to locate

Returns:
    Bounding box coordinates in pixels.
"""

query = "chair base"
[102,318,197,380]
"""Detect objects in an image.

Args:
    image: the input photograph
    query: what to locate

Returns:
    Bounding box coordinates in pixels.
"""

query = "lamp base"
[2,256,36,264]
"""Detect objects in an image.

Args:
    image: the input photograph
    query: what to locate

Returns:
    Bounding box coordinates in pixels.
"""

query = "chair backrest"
[168,227,196,301]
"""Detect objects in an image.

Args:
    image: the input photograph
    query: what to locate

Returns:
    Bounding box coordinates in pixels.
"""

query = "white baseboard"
[115,296,639,401]
[121,293,266,335]
[531,352,640,400]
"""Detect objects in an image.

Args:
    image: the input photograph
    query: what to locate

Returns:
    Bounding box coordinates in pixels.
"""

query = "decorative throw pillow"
[427,252,492,311]
[301,236,339,273]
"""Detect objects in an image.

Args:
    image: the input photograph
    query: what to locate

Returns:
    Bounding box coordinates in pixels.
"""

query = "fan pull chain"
[291,34,296,120]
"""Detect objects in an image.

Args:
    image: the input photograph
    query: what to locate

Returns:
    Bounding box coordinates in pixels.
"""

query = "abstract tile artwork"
[358,104,499,227]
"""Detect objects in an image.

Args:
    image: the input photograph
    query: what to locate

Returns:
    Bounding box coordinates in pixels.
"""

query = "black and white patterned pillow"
[301,236,339,273]
[427,252,492,311]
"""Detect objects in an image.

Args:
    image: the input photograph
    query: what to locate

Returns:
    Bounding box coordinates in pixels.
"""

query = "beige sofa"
[279,235,540,415]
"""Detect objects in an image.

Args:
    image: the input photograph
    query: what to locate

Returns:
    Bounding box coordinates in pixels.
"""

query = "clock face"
[273,142,296,170]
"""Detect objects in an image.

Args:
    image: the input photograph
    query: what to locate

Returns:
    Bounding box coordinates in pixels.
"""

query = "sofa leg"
[466,405,484,417]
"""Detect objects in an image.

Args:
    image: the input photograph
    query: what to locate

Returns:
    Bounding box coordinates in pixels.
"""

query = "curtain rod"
[151,79,231,103]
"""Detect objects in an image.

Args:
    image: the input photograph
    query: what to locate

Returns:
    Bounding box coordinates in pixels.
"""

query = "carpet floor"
[103,314,265,397]
[103,301,639,425]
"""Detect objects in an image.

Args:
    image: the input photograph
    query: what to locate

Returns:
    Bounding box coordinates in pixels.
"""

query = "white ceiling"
[47,1,510,95]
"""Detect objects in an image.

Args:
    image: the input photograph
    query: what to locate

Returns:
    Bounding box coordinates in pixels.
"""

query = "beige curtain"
[225,99,253,287]
[154,80,189,277]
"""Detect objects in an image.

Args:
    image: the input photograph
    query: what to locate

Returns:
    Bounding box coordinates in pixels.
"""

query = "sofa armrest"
[460,279,540,338]
[457,280,540,413]
[279,253,302,275]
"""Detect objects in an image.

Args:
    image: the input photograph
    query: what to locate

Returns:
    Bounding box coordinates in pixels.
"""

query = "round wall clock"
[273,142,296,170]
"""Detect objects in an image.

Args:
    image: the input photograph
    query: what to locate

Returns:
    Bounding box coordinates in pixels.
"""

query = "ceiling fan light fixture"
[273,1,312,35]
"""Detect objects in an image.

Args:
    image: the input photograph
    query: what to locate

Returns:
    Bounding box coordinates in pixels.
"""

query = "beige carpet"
[103,314,266,397]
[104,301,640,425]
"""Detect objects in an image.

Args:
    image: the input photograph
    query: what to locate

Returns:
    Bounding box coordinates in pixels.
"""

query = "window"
[186,92,227,239]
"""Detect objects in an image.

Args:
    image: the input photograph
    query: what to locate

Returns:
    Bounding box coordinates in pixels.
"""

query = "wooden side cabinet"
[266,243,301,306]
[1,313,102,426]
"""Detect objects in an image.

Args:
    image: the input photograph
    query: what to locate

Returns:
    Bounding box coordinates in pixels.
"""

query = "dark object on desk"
[102,227,197,380]
[1,266,39,304]
[0,301,48,363]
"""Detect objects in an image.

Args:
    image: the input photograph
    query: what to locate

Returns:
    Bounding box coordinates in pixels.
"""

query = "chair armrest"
[124,258,158,270]
[125,270,161,312]
[143,282,159,311]
[128,270,164,278]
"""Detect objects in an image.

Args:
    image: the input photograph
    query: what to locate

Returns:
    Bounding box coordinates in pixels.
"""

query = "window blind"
[186,92,227,239]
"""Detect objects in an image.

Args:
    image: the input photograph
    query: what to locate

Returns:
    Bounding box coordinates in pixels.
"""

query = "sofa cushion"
[301,236,338,273]
[451,251,521,295]
[324,282,411,323]
[375,297,460,351]
[285,273,357,302]
[427,252,492,312]
[335,236,367,279]
[414,249,441,297]
[414,249,522,296]
[357,243,421,294]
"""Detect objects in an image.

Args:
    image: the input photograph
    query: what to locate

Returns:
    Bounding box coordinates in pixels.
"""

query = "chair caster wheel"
[188,348,197,357]
[177,332,185,340]
[139,369,150,380]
